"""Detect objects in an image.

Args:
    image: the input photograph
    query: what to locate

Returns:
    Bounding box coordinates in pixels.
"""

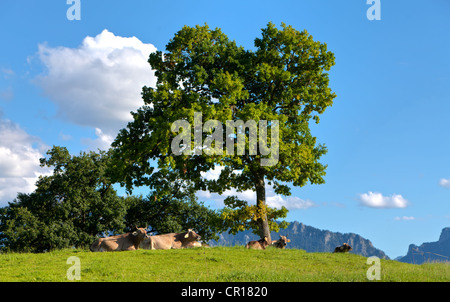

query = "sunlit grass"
[0,247,448,282]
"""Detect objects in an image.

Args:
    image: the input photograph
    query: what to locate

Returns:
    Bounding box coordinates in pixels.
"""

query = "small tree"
[111,22,336,242]
[0,146,127,252]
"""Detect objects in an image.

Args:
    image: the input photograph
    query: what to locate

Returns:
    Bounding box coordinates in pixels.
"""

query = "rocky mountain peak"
[438,227,450,242]
[398,227,450,264]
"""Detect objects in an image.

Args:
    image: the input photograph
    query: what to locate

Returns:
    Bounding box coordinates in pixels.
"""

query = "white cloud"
[35,29,157,139]
[358,191,409,209]
[198,187,316,210]
[394,216,415,221]
[199,166,257,207]
[1,68,15,101]
[1,68,15,77]
[0,87,13,101]
[81,128,115,151]
[197,187,255,208]
[439,178,450,188]
[201,166,225,181]
[198,166,316,210]
[266,195,316,210]
[0,119,51,206]
[58,131,73,141]
[200,166,244,181]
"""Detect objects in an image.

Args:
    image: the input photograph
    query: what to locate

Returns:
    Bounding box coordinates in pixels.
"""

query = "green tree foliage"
[111,22,336,242]
[124,168,221,242]
[0,146,221,252]
[0,146,127,252]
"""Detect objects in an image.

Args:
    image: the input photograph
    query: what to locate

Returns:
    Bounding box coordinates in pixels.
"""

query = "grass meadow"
[0,247,449,282]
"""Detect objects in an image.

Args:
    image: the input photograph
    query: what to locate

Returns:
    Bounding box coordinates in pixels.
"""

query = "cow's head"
[343,243,352,252]
[183,229,201,241]
[272,235,290,248]
[278,235,291,247]
[132,227,148,240]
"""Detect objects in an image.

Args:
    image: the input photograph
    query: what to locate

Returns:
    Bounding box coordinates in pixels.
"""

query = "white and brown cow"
[140,229,201,250]
[245,237,270,250]
[90,227,148,252]
[271,235,291,249]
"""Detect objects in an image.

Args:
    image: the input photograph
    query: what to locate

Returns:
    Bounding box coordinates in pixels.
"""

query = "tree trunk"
[255,175,271,243]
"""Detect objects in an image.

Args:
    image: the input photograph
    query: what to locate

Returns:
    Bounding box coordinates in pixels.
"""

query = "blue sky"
[0,0,449,258]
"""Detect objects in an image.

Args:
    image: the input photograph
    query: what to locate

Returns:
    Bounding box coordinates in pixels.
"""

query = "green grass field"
[0,247,448,282]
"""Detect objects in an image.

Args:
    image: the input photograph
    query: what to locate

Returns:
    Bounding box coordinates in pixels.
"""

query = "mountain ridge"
[397,227,450,264]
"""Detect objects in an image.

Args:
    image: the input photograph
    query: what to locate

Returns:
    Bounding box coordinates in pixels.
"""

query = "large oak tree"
[110,22,336,242]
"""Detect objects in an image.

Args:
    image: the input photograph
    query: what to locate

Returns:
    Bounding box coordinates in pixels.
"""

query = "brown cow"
[333,243,353,253]
[245,237,270,250]
[271,235,291,249]
[90,228,148,252]
[140,229,201,250]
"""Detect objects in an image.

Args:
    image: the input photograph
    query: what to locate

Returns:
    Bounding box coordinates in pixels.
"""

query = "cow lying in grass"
[333,243,352,253]
[90,227,148,252]
[271,235,291,249]
[245,237,270,250]
[140,229,201,250]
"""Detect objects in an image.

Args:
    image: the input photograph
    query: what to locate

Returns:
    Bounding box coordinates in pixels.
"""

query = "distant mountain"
[397,227,450,264]
[209,221,389,259]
